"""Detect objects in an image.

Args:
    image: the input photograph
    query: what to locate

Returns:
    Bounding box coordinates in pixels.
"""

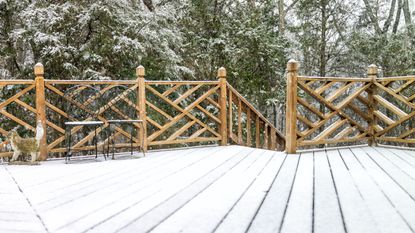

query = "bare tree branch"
[142,0,154,12]
[362,0,382,34]
[383,0,396,33]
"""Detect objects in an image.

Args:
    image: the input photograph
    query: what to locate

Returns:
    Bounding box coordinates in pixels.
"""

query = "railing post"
[218,67,228,146]
[137,66,147,152]
[34,63,48,160]
[286,59,299,154]
[367,64,378,146]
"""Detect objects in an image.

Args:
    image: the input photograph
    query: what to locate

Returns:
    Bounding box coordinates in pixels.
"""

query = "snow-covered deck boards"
[1,145,415,233]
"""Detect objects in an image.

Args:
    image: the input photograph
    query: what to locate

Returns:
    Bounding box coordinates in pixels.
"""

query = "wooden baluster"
[286,59,299,153]
[218,67,228,146]
[264,123,268,149]
[35,63,48,160]
[247,109,251,147]
[367,64,378,146]
[137,66,147,152]
[237,99,242,144]
[256,115,260,148]
[228,90,233,139]
[270,127,276,150]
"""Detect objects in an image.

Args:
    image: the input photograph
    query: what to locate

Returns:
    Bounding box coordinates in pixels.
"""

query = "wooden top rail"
[146,80,219,85]
[0,80,34,85]
[45,80,137,85]
[376,76,415,81]
[298,76,372,82]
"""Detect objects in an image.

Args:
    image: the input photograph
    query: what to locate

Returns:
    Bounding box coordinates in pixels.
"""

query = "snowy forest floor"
[1,145,415,233]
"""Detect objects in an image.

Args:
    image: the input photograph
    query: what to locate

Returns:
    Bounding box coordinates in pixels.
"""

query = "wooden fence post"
[286,59,299,154]
[34,63,48,160]
[137,66,147,152]
[367,64,378,146]
[218,67,228,146]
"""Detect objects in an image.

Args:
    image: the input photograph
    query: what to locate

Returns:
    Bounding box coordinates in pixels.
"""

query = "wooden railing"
[0,64,285,159]
[227,84,285,150]
[286,60,415,153]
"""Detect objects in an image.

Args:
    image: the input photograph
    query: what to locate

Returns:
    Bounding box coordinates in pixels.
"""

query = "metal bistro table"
[65,121,104,162]
[106,119,144,159]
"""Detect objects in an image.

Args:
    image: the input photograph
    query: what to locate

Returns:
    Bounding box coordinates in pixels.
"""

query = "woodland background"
[0,0,414,130]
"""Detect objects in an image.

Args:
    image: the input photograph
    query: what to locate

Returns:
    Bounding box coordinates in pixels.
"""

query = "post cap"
[218,67,226,78]
[34,63,44,76]
[367,64,378,75]
[136,65,145,77]
[287,59,299,72]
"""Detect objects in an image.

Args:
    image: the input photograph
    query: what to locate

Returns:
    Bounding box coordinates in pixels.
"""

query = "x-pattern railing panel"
[45,81,140,155]
[296,77,372,147]
[374,77,415,144]
[145,81,221,147]
[0,81,37,157]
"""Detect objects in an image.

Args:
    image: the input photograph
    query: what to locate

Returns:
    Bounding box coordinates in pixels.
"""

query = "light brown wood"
[45,80,136,85]
[137,65,147,152]
[0,85,35,109]
[374,82,415,109]
[228,91,233,138]
[256,116,260,148]
[146,80,219,85]
[34,63,48,160]
[367,64,377,146]
[145,85,221,141]
[326,82,354,102]
[0,110,35,131]
[247,109,251,147]
[286,59,299,153]
[394,80,414,93]
[173,84,202,104]
[218,67,228,146]
[270,127,276,150]
[298,76,372,82]
[376,76,415,81]
[299,133,369,146]
[0,80,34,85]
[373,95,407,118]
[374,110,395,125]
[149,137,220,146]
[237,98,242,144]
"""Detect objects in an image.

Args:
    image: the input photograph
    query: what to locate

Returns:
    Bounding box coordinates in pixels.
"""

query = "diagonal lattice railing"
[0,64,285,159]
[286,60,415,153]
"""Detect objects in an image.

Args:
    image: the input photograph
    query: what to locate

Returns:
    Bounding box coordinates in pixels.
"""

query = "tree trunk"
[278,0,285,34]
[393,0,403,34]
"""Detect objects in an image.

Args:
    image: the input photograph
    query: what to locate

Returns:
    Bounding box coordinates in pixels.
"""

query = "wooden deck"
[1,145,415,233]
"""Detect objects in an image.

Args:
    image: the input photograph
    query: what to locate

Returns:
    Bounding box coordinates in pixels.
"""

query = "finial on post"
[34,63,44,77]
[286,59,299,72]
[218,67,227,79]
[367,64,378,76]
[136,65,145,77]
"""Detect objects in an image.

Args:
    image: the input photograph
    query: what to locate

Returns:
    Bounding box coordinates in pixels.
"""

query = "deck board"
[247,153,300,233]
[1,145,415,233]
[350,147,415,231]
[313,150,345,233]
[342,148,412,233]
[279,152,314,233]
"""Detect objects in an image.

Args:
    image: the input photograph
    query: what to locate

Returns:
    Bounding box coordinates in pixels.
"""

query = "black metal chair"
[100,85,145,159]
